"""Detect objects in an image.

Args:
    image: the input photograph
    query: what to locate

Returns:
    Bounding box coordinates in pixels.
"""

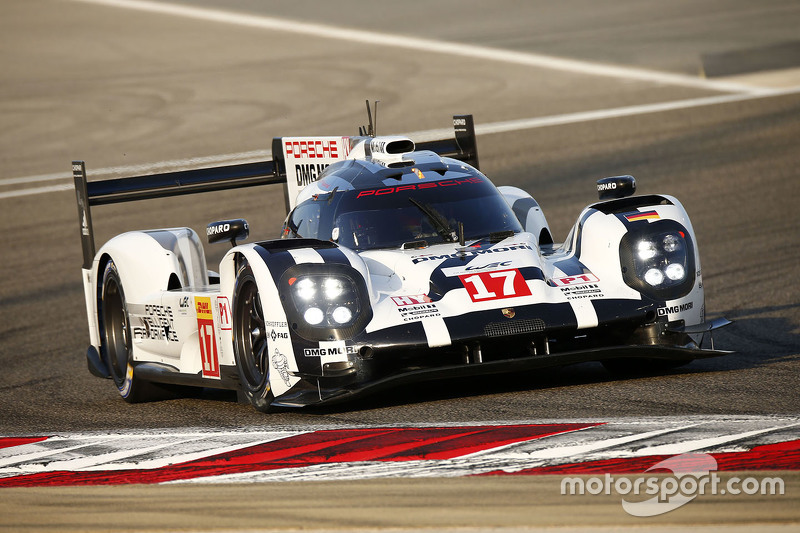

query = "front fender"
[576,195,705,328]
[221,239,372,399]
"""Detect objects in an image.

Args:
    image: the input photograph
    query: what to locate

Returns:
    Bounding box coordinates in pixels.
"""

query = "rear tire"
[233,263,275,413]
[99,260,162,403]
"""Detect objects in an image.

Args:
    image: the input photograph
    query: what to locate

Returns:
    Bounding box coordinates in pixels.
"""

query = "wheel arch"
[498,186,553,245]
[86,229,209,361]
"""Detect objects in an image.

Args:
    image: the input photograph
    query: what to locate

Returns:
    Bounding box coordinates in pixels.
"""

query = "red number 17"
[459,269,531,302]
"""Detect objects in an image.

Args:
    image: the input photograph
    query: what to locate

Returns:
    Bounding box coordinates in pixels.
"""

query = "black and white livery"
[73,113,731,412]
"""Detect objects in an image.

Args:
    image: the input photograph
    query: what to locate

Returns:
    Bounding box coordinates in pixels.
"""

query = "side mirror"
[597,175,636,200]
[207,219,249,247]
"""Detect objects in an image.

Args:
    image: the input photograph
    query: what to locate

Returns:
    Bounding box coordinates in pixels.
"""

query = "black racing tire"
[98,260,163,403]
[233,263,275,413]
[601,357,694,376]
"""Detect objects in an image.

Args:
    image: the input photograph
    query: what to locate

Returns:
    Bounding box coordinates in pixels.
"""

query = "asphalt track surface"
[1,0,799,530]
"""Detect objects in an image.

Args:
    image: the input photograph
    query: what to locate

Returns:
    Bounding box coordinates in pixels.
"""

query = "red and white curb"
[0,416,797,486]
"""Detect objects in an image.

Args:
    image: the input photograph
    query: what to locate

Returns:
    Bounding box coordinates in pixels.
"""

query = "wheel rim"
[102,276,129,387]
[236,278,268,388]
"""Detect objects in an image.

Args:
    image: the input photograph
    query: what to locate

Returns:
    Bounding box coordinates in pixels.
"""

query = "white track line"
[634,422,800,456]
[70,0,763,95]
[5,85,799,201]
[5,0,793,200]
[496,424,704,461]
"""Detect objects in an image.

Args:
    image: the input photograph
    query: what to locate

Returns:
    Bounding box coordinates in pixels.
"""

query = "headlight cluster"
[635,233,688,287]
[289,275,360,328]
[620,221,695,300]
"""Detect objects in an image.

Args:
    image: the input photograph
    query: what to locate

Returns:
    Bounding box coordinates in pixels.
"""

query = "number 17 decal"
[459,269,532,302]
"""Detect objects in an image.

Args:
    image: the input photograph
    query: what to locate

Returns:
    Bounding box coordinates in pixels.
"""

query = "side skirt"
[133,363,240,391]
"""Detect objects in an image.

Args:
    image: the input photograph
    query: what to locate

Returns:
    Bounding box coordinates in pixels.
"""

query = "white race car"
[73,111,731,412]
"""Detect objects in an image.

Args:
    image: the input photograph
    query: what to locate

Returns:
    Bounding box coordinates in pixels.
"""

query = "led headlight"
[663,234,681,253]
[665,263,686,281]
[303,307,325,325]
[644,268,665,286]
[331,306,353,324]
[620,220,696,299]
[295,278,316,301]
[281,262,373,342]
[323,278,345,299]
[637,240,658,260]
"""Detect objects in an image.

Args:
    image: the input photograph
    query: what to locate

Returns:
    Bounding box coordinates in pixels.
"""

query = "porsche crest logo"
[502,308,515,319]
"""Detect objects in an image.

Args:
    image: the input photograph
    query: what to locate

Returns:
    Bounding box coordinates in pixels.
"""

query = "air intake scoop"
[366,136,416,166]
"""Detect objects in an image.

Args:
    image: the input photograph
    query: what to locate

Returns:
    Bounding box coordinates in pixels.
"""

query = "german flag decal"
[624,210,660,222]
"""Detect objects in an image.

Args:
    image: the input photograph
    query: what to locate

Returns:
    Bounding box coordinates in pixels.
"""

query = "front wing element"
[272,343,732,408]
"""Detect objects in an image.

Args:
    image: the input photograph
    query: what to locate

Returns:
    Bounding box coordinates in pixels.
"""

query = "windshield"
[285,175,523,251]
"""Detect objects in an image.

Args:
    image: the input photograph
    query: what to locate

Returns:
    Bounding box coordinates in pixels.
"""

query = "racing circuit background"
[1,0,799,531]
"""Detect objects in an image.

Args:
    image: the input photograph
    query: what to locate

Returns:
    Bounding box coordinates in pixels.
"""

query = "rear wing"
[74,115,478,269]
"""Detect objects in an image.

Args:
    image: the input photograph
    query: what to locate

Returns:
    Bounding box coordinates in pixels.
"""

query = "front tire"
[98,260,162,402]
[233,263,275,412]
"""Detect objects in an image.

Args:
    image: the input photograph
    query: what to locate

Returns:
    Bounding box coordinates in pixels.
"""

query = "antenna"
[361,99,380,137]
[373,100,379,136]
[365,100,374,136]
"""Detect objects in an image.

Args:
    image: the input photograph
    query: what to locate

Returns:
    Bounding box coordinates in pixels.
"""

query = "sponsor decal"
[76,193,90,237]
[303,345,360,357]
[283,139,342,159]
[390,294,441,322]
[562,284,603,300]
[552,273,599,287]
[282,137,350,190]
[391,294,431,306]
[397,303,441,322]
[625,210,660,222]
[658,302,694,316]
[356,177,484,199]
[195,297,220,378]
[413,243,533,264]
[271,349,292,387]
[265,320,289,328]
[412,168,425,180]
[465,261,512,271]
[178,296,191,315]
[294,163,329,186]
[132,305,179,343]
[392,294,442,322]
[207,223,229,237]
[556,275,604,300]
[459,268,532,302]
[217,297,231,331]
[269,329,289,342]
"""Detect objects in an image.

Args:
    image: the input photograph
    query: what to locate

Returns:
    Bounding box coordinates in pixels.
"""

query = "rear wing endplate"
[73,115,478,269]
